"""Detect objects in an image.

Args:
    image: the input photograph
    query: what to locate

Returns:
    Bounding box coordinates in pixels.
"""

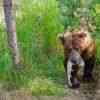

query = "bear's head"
[58,30,87,52]
[58,30,86,65]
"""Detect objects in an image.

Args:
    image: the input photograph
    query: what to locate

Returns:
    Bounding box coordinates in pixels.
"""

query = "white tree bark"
[3,0,20,67]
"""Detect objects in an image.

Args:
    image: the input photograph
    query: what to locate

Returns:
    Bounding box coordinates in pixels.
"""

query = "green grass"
[0,53,67,95]
[0,0,66,95]
[0,25,66,95]
[95,38,100,64]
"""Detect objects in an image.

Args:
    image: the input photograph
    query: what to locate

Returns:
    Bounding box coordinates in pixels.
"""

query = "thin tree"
[3,0,20,67]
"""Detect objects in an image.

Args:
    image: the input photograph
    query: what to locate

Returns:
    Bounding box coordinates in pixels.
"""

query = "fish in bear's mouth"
[67,49,85,88]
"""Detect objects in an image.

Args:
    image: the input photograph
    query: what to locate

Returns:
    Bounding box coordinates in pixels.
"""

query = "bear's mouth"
[68,49,85,67]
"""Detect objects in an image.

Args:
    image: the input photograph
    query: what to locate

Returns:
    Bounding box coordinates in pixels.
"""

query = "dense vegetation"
[0,0,100,95]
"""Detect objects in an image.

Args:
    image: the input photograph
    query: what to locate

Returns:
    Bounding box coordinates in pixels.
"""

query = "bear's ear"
[57,34,64,44]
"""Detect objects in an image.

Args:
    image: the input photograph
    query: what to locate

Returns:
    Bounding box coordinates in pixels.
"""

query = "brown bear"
[58,28,96,88]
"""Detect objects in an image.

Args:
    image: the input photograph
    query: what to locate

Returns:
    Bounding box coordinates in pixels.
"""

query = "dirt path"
[0,65,99,100]
[0,82,100,100]
[65,64,100,100]
[0,80,99,100]
[0,88,100,100]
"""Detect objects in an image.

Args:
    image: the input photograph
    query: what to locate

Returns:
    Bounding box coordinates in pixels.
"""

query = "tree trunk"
[3,0,20,68]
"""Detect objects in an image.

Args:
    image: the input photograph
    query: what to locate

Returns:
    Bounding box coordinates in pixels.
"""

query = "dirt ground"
[0,87,100,100]
[0,65,100,100]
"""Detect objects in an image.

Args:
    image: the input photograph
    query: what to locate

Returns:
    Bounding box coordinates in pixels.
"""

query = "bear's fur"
[58,28,96,88]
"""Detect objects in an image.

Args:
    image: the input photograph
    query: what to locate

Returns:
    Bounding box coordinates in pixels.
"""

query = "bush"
[17,0,64,53]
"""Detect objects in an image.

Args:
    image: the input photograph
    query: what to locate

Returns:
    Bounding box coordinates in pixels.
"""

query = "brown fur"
[59,29,96,88]
[60,29,96,61]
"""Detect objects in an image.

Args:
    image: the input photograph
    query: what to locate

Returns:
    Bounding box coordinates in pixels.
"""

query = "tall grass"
[0,0,66,95]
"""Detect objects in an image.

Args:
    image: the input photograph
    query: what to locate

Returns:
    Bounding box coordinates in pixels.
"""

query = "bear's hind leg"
[83,56,95,82]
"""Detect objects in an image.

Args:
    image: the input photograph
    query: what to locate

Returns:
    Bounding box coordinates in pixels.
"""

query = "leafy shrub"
[95,39,100,64]
[0,24,12,72]
[17,0,64,54]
